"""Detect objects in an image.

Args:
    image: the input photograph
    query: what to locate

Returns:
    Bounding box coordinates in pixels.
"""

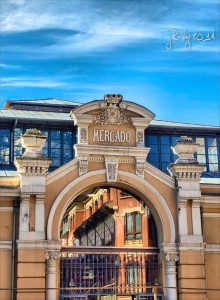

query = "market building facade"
[0,94,219,300]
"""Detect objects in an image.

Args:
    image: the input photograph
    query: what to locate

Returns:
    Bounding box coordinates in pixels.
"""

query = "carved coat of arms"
[94,94,130,125]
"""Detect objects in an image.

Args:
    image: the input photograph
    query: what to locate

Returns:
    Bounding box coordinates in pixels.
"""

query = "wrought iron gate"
[60,247,163,300]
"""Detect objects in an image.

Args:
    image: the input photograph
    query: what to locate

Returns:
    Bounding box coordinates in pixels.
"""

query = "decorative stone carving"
[137,131,144,143]
[93,94,130,125]
[21,128,47,158]
[80,128,87,142]
[105,156,119,182]
[136,160,145,178]
[171,136,197,164]
[45,251,60,266]
[79,157,88,176]
[165,253,179,265]
[106,162,118,181]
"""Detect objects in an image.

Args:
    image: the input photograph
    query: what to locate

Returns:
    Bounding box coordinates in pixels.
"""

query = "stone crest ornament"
[105,156,119,182]
[80,128,87,142]
[136,160,145,178]
[79,157,88,176]
[137,131,144,143]
[94,94,130,125]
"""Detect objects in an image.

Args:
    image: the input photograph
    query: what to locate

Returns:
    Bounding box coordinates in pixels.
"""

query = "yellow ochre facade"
[0,94,219,300]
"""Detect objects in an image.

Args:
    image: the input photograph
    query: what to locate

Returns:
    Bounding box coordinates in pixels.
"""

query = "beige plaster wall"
[206,253,220,300]
[203,217,220,244]
[0,250,12,300]
[0,211,13,240]
[17,249,46,300]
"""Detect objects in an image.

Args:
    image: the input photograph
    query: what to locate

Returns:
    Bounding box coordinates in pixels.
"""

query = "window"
[127,264,139,285]
[14,128,23,159]
[125,212,142,240]
[147,134,219,174]
[207,137,218,172]
[50,130,61,166]
[0,129,10,164]
[62,217,69,236]
[63,131,73,164]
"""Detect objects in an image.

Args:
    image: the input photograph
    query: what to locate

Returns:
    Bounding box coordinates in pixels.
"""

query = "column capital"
[45,250,60,266]
[165,253,179,266]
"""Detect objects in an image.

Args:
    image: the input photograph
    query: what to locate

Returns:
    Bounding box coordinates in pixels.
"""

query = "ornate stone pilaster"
[105,156,119,182]
[19,194,30,235]
[45,250,60,300]
[136,159,145,178]
[164,252,179,300]
[165,253,179,265]
[15,129,51,240]
[168,136,205,244]
[79,127,88,144]
[79,156,88,176]
[136,130,144,145]
[45,250,60,266]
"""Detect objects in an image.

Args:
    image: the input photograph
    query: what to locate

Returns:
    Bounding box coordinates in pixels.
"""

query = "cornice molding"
[145,162,175,189]
[46,158,78,185]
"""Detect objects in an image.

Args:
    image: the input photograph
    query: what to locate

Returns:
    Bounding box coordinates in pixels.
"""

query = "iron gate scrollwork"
[60,247,163,300]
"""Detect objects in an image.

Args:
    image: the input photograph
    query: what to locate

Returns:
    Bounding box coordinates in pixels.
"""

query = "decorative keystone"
[21,128,47,158]
[171,136,197,164]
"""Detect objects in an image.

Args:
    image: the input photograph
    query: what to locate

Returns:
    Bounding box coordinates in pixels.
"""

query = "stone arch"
[47,169,175,244]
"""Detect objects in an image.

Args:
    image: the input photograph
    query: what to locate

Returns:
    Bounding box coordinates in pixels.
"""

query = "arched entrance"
[59,186,162,300]
[46,170,177,300]
[45,95,178,300]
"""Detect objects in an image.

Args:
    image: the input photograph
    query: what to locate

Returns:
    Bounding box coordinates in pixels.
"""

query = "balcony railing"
[60,247,163,299]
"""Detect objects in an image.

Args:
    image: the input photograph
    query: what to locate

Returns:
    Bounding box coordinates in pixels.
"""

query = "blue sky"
[0,0,219,125]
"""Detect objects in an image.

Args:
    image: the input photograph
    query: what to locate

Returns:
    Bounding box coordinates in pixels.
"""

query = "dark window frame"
[125,211,142,241]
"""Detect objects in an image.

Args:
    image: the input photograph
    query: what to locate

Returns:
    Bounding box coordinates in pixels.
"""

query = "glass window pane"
[209,164,218,172]
[207,138,217,147]
[51,131,60,139]
[52,158,60,166]
[161,153,171,162]
[14,128,22,137]
[150,144,159,154]
[0,129,10,164]
[171,136,180,145]
[161,136,169,145]
[63,131,72,140]
[208,146,217,155]
[126,214,133,233]
[161,144,170,154]
[208,155,218,164]
[197,146,205,155]
[51,148,60,157]
[148,135,158,145]
[64,141,72,150]
[135,213,141,233]
[161,162,169,171]
[196,137,205,146]
[197,155,206,164]
[51,140,60,149]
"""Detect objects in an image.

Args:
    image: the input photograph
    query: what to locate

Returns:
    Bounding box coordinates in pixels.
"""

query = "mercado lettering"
[93,129,131,143]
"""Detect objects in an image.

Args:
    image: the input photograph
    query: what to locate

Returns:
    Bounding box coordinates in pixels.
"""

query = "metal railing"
[60,247,163,299]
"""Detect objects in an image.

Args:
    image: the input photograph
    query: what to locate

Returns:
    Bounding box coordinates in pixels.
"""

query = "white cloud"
[0,63,22,69]
[0,75,71,88]
[175,45,220,52]
[1,0,219,56]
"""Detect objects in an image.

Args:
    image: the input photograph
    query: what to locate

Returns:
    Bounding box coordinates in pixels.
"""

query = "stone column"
[168,136,206,300]
[45,250,60,300]
[15,129,52,240]
[165,253,179,300]
[19,194,30,235]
